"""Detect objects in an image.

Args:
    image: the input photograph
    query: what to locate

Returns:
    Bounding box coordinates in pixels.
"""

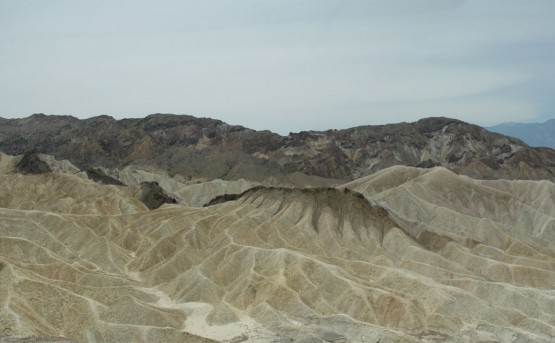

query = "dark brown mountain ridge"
[1,113,554,181]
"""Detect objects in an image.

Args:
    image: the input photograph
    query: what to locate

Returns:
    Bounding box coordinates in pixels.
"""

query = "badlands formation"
[0,150,554,343]
[0,115,554,343]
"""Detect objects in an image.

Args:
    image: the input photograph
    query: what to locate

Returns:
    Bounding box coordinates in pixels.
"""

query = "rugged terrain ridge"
[1,114,554,182]
[0,152,553,342]
[0,113,554,342]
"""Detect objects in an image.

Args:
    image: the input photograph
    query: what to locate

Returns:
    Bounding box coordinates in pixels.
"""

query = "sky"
[1,0,554,134]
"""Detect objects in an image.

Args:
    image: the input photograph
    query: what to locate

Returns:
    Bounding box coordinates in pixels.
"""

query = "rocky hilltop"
[1,114,554,181]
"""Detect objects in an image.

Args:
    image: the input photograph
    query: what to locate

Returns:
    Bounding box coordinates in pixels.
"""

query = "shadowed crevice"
[15,152,52,174]
[140,181,178,210]
[86,168,125,186]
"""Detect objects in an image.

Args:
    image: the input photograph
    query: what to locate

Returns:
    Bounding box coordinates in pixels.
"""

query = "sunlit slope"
[0,174,215,342]
[1,168,554,342]
[345,166,555,260]
[0,173,146,215]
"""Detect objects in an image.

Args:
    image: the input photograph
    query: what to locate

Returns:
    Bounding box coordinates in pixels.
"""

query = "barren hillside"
[1,114,554,182]
[0,153,553,342]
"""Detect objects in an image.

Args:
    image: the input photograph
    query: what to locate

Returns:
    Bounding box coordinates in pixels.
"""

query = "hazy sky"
[1,0,554,134]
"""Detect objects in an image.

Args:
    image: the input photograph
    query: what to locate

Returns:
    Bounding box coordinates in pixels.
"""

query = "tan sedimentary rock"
[0,165,553,342]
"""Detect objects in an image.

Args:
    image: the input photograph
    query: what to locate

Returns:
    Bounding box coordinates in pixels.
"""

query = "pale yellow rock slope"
[108,165,255,207]
[0,165,553,342]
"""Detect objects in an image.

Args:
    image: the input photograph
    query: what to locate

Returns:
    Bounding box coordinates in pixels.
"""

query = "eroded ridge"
[0,166,554,342]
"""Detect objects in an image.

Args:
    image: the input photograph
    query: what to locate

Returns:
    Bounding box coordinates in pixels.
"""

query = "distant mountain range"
[487,119,555,149]
[1,114,555,182]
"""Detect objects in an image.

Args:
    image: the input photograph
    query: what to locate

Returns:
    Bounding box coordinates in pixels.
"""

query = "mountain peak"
[488,119,555,149]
